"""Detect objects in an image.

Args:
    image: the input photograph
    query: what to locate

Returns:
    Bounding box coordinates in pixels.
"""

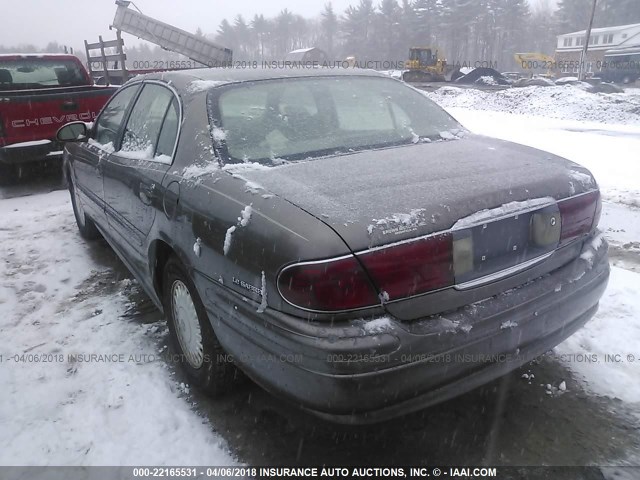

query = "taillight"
[278,256,379,311]
[278,191,601,312]
[358,233,453,301]
[278,233,454,312]
[558,190,600,245]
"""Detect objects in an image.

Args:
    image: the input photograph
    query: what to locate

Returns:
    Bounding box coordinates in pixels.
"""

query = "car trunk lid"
[240,135,599,319]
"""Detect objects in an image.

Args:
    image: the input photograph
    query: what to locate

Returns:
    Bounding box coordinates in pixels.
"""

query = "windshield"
[0,58,87,90]
[212,76,461,163]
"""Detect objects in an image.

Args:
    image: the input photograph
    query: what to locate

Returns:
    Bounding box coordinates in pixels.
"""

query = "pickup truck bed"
[0,54,116,179]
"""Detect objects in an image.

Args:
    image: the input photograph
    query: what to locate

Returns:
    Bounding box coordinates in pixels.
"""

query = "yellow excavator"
[402,47,447,82]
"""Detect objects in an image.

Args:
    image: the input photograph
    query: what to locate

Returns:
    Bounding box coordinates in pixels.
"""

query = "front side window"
[120,83,175,161]
[94,84,140,147]
[213,76,460,163]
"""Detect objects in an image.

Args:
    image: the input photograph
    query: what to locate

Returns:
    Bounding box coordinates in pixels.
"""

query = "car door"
[102,82,180,254]
[72,84,140,222]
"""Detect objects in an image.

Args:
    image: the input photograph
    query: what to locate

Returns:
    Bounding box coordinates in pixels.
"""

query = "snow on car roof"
[139,66,389,91]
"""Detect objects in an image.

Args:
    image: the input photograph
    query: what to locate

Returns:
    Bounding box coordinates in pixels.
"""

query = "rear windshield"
[0,58,87,90]
[211,76,461,163]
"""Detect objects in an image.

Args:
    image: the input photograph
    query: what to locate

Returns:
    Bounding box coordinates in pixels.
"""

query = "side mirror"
[56,121,89,142]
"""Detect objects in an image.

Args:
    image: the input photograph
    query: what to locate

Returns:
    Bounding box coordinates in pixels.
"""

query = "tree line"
[211,0,640,70]
[2,0,639,72]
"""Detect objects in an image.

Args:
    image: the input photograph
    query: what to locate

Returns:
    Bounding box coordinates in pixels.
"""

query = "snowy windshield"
[0,58,87,90]
[213,76,460,163]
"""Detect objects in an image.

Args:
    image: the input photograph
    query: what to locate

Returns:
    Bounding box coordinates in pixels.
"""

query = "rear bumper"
[200,232,609,424]
[0,141,63,165]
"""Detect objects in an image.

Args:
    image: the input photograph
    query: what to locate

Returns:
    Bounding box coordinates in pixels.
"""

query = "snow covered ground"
[1,82,639,467]
[427,84,640,126]
[445,108,640,208]
[0,192,236,466]
[427,85,640,409]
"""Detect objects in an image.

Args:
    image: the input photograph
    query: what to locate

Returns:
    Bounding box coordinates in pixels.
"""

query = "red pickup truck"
[0,54,116,180]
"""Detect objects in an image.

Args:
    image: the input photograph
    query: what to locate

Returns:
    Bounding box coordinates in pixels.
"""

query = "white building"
[555,22,640,74]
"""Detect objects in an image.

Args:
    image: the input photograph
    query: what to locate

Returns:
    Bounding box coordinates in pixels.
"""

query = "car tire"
[163,255,239,395]
[68,171,101,240]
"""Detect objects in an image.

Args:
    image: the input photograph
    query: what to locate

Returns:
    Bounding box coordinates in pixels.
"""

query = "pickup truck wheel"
[68,174,101,240]
[163,255,239,395]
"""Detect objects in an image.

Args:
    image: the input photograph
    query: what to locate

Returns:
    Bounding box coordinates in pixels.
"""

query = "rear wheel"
[163,255,239,395]
[68,171,101,240]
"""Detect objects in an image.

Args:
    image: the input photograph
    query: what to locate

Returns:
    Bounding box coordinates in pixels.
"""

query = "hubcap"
[171,280,204,369]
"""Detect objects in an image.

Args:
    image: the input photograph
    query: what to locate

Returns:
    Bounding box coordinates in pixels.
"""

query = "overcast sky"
[1,0,555,51]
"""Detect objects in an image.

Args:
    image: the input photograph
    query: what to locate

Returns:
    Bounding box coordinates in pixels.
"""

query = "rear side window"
[0,58,87,90]
[94,85,140,148]
[120,83,175,161]
[155,98,180,160]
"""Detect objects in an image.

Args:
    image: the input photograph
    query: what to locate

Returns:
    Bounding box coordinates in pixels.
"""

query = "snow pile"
[0,191,236,466]
[450,109,640,208]
[426,85,640,125]
[477,75,498,86]
[379,70,403,79]
[555,266,640,404]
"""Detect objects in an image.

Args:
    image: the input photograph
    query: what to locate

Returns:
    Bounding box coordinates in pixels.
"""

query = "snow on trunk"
[452,197,556,230]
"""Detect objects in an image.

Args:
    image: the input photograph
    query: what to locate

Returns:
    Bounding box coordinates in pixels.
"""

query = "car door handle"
[61,100,79,111]
[139,183,156,205]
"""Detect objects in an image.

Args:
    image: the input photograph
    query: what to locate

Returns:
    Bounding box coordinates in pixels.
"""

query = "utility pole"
[578,0,598,81]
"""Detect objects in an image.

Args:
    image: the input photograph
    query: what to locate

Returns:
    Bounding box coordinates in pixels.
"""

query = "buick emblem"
[550,217,557,226]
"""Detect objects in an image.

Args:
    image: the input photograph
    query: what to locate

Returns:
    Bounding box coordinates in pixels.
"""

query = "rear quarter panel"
[156,91,380,322]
